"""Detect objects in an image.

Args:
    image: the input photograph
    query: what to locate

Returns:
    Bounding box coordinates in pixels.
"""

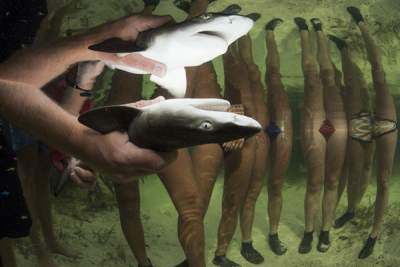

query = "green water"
[14,0,400,266]
[15,93,400,267]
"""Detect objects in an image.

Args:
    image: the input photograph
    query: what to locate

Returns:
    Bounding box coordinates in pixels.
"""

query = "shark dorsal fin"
[88,38,146,53]
[78,105,142,134]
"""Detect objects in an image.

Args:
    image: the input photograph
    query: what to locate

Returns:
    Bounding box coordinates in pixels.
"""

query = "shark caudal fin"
[88,38,146,53]
[78,106,142,134]
[150,67,187,97]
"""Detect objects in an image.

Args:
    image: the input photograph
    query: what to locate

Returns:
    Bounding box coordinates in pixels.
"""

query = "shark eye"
[200,121,213,131]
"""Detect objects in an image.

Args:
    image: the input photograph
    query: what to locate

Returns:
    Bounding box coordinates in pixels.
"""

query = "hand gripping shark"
[78,98,262,152]
[89,13,254,97]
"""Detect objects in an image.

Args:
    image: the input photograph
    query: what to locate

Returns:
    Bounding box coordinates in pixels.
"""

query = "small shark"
[78,98,261,152]
[89,13,254,97]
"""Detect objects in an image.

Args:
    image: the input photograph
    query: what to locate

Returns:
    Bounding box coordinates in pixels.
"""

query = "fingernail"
[153,63,166,77]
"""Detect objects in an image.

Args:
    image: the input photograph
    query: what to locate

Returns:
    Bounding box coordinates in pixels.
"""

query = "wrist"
[67,121,94,162]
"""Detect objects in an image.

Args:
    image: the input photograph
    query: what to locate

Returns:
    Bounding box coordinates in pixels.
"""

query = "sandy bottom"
[15,172,400,267]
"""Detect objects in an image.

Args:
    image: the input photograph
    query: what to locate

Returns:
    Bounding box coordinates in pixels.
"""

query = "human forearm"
[0,36,96,89]
[0,80,89,157]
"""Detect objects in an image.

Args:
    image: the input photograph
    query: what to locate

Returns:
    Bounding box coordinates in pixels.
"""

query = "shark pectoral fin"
[150,68,187,98]
[78,106,142,134]
[88,38,145,53]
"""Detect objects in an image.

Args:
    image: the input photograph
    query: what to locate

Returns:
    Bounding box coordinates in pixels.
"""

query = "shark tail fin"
[78,105,142,134]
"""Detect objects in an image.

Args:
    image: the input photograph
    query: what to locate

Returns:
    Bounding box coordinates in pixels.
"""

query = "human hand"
[68,158,97,190]
[75,61,105,90]
[83,15,172,77]
[222,104,245,152]
[72,96,176,184]
[222,138,245,152]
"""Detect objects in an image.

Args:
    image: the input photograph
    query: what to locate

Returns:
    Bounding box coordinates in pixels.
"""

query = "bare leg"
[337,147,349,207]
[295,18,326,254]
[314,21,347,252]
[115,182,150,266]
[188,0,209,19]
[358,21,397,238]
[191,144,223,213]
[331,41,371,228]
[348,7,397,258]
[213,42,257,266]
[106,47,150,265]
[264,24,292,255]
[238,35,269,255]
[191,62,223,214]
[159,149,205,267]
[17,145,57,267]
[240,133,267,241]
[0,239,16,267]
[33,151,78,258]
[215,137,256,257]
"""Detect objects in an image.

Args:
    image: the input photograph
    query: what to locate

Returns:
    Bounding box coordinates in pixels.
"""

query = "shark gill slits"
[198,31,222,39]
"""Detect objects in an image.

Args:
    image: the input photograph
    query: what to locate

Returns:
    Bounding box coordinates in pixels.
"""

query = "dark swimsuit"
[265,122,282,141]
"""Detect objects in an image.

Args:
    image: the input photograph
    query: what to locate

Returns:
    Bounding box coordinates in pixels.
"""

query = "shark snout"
[229,114,262,136]
[211,114,262,143]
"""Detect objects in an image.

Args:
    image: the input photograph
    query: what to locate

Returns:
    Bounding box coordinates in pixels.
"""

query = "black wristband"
[65,73,92,97]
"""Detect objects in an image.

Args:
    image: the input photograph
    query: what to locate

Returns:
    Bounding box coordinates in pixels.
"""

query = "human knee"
[325,176,339,191]
[377,175,389,192]
[178,194,204,223]
[307,179,323,194]
[268,179,284,197]
[303,60,318,74]
[320,69,336,85]
[267,66,280,77]
[223,194,242,217]
[244,188,262,206]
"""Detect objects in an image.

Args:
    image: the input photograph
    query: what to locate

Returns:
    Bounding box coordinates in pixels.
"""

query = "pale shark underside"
[89,13,254,97]
[78,98,262,152]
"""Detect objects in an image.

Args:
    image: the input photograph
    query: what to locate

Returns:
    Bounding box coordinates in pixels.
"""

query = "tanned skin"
[0,14,175,182]
[333,39,374,228]
[264,21,293,254]
[4,8,101,267]
[214,39,264,266]
[313,19,348,239]
[238,34,269,247]
[348,7,397,258]
[296,19,327,253]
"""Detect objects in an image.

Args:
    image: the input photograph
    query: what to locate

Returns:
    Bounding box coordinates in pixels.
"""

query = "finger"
[74,167,97,183]
[158,150,177,165]
[131,15,173,33]
[123,144,168,171]
[71,172,96,190]
[70,172,86,187]
[76,161,95,172]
